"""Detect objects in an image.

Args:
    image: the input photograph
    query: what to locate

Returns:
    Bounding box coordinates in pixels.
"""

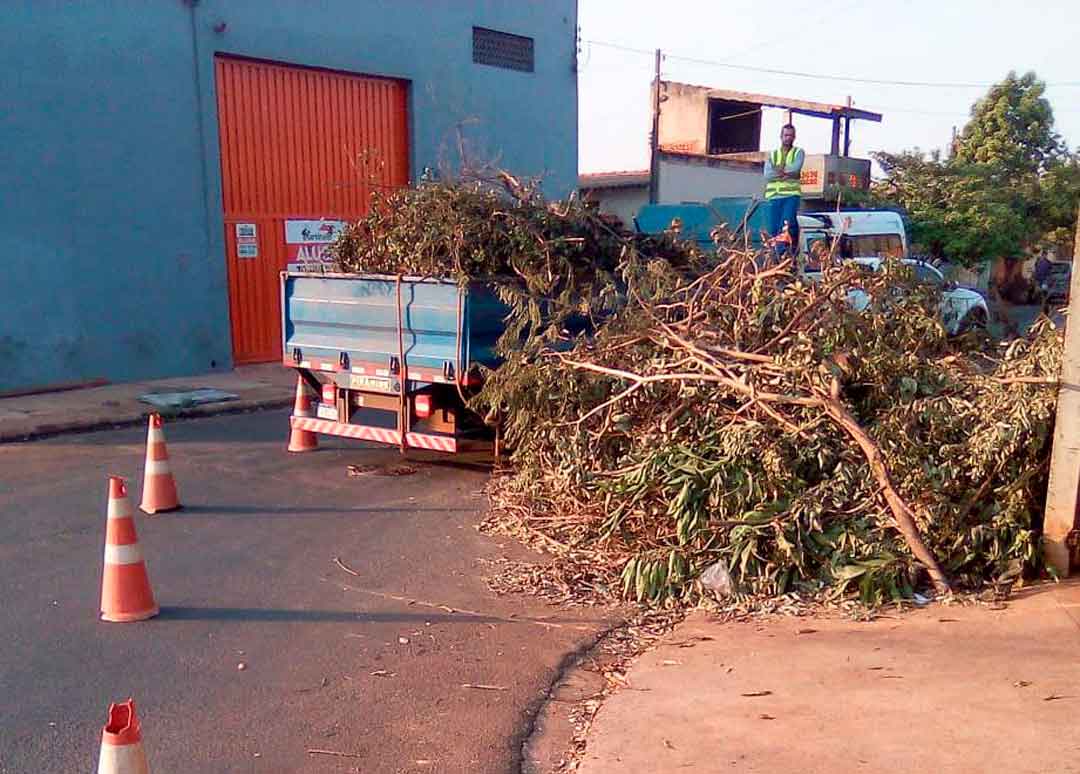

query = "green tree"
[1038,154,1080,253]
[871,72,1079,266]
[873,151,1029,265]
[954,71,1066,174]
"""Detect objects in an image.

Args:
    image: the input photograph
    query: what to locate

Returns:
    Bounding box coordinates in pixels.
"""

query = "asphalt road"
[0,410,611,773]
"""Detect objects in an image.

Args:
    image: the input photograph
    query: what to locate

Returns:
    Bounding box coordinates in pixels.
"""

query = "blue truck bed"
[282,272,505,378]
[636,197,770,249]
[280,271,507,455]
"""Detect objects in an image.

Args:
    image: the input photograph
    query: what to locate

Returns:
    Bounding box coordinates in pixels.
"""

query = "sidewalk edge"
[0,397,294,444]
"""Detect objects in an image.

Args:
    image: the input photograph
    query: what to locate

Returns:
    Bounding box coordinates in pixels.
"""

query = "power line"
[585,39,1080,89]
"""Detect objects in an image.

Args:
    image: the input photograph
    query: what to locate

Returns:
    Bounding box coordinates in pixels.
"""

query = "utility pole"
[648,48,661,204]
[1044,202,1080,577]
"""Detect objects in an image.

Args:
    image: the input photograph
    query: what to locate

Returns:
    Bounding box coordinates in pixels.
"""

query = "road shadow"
[158,605,610,629]
[158,606,501,624]
[175,504,475,516]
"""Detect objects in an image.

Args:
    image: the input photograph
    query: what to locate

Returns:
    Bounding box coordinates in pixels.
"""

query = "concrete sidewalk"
[0,364,296,442]
[579,582,1080,773]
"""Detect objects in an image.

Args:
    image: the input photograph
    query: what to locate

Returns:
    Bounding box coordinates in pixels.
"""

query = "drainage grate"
[473,26,534,73]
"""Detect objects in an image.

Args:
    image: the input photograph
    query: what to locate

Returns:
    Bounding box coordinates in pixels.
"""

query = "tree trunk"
[821,386,952,595]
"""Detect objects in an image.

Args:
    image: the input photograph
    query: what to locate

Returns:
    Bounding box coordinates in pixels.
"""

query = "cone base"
[288,433,318,453]
[140,502,181,515]
[101,605,159,623]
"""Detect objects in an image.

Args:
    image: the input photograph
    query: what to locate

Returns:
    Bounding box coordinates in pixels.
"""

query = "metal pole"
[1044,203,1080,576]
[648,48,661,205]
[842,96,852,157]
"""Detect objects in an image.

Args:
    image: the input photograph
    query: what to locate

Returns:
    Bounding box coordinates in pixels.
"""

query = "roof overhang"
[666,81,882,123]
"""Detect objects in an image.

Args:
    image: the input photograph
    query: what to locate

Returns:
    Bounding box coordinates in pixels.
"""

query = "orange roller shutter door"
[214,56,409,364]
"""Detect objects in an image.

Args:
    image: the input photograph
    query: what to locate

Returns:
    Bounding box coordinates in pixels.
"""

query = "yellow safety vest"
[765,147,802,200]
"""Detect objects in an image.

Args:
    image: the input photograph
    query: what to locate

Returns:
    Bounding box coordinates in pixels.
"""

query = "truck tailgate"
[281,273,504,377]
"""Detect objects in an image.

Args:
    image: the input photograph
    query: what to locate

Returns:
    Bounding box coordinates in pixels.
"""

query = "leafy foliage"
[330,180,1061,607]
[872,71,1079,264]
[479,244,1060,605]
[954,72,1066,174]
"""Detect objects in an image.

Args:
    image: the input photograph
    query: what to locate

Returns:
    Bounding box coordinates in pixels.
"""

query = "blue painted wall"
[0,0,578,391]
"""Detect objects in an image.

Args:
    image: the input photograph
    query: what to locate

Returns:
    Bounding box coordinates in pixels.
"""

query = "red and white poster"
[284,219,346,270]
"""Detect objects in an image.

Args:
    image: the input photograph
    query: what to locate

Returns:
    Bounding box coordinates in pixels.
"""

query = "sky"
[577,0,1080,175]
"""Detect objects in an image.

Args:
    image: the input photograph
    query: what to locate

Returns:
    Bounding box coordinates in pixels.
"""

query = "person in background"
[1033,251,1053,310]
[763,123,804,258]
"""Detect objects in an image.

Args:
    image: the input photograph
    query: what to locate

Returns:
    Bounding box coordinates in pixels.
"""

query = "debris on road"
[370,670,395,677]
[334,557,362,577]
[307,748,363,759]
[741,690,773,697]
[346,463,418,477]
[462,683,508,691]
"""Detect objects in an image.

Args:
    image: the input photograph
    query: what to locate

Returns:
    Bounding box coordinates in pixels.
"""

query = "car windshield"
[911,263,944,285]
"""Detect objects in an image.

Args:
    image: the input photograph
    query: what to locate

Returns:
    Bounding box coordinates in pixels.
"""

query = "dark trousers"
[767,195,800,256]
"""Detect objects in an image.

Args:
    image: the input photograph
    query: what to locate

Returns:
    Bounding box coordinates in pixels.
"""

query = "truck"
[635,197,988,334]
[634,197,907,259]
[281,271,506,455]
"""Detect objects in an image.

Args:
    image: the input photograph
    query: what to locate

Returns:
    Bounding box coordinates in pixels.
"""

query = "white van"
[799,210,908,263]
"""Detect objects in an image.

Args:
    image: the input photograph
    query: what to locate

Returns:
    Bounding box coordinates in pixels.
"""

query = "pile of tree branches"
[333,180,1062,606]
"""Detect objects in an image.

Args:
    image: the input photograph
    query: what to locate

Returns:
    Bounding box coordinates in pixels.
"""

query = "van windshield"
[849,234,904,259]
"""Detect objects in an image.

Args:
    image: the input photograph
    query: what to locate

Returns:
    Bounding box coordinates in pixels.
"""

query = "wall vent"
[473,26,534,73]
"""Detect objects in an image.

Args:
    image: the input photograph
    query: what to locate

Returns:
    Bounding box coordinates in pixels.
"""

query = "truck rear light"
[414,394,432,418]
[321,384,336,404]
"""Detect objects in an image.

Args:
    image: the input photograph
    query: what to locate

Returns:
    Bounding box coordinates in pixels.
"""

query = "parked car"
[806,257,989,335]
[1043,260,1072,305]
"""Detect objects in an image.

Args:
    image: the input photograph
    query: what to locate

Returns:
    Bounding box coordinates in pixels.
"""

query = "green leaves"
[350,180,1063,610]
[871,71,1078,264]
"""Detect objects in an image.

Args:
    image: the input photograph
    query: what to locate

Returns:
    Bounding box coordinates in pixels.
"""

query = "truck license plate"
[348,374,393,392]
[316,403,339,421]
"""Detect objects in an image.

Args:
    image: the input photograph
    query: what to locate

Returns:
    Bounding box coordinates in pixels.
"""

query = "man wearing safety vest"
[763,124,804,257]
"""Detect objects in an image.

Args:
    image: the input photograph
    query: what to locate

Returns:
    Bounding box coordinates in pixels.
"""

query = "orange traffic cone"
[101,477,159,623]
[287,375,318,452]
[139,414,180,514]
[97,698,150,774]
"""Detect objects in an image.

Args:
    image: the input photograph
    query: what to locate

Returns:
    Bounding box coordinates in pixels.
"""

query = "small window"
[849,234,904,259]
[473,27,534,72]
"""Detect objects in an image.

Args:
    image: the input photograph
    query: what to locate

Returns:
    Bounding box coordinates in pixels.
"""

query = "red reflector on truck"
[414,394,432,418]
[321,384,336,403]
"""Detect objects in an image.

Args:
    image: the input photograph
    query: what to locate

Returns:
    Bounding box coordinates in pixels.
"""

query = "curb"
[0,396,294,444]
[519,624,616,774]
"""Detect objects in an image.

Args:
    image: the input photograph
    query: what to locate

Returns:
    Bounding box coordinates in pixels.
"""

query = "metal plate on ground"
[138,388,240,410]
